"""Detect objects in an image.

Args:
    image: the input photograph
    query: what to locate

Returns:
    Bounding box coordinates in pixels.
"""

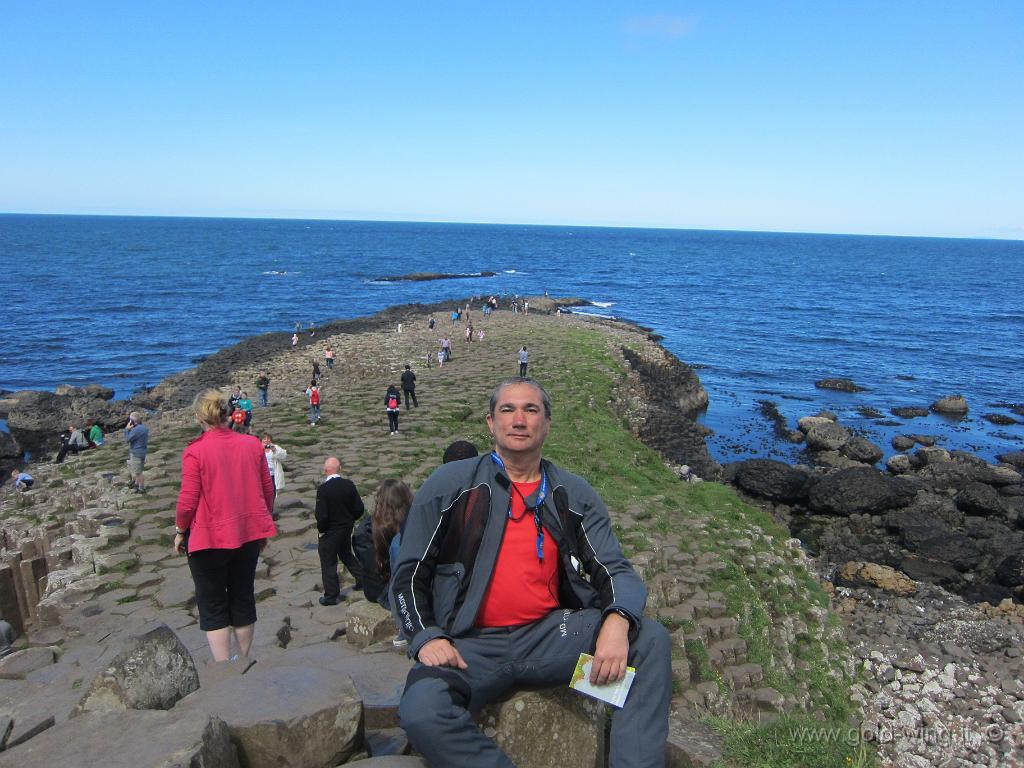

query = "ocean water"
[2,214,1022,465]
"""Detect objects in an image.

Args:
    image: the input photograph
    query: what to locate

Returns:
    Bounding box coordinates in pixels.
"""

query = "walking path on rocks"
[4,301,873,767]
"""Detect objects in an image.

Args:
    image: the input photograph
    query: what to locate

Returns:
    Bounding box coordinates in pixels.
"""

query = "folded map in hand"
[568,652,636,708]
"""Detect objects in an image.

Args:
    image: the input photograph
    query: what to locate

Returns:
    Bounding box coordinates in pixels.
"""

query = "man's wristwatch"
[608,608,632,624]
[174,527,186,535]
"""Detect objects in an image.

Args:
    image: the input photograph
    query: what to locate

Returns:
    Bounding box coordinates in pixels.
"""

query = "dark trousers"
[398,609,671,768]
[387,411,400,432]
[187,540,261,631]
[55,443,82,463]
[519,362,528,377]
[318,525,363,599]
[403,388,418,409]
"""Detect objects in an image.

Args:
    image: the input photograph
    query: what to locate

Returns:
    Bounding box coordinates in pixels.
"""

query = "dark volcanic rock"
[983,413,1020,425]
[892,436,915,452]
[804,422,851,452]
[995,554,1024,587]
[53,384,115,400]
[376,271,498,282]
[997,451,1024,470]
[4,390,129,456]
[931,395,969,415]
[619,347,718,479]
[841,437,884,465]
[808,466,916,516]
[0,430,20,459]
[955,483,1006,517]
[815,378,865,393]
[890,406,929,419]
[731,459,810,503]
[887,511,983,572]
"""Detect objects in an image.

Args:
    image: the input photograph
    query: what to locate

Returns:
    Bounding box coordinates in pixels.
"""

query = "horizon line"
[1,209,1021,244]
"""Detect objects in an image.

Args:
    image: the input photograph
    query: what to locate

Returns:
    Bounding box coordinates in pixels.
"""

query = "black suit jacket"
[315,476,365,533]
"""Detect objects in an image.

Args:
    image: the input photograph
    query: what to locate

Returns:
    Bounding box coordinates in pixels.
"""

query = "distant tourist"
[87,419,104,447]
[124,411,149,494]
[239,392,254,433]
[477,328,485,342]
[425,350,432,369]
[255,371,270,407]
[441,336,452,361]
[11,469,33,491]
[385,385,401,435]
[518,346,529,377]
[228,386,242,415]
[55,423,88,463]
[291,333,299,349]
[230,405,246,432]
[261,433,287,505]
[175,389,277,663]
[524,300,529,315]
[306,382,321,425]
[483,303,491,321]
[397,322,403,334]
[401,364,418,410]
[428,316,436,330]
[309,321,316,337]
[450,309,459,325]
[437,348,445,368]
[315,457,365,606]
[324,346,335,370]
[312,359,321,384]
[465,325,473,343]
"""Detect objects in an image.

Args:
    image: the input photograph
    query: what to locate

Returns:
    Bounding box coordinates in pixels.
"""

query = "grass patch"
[708,715,876,768]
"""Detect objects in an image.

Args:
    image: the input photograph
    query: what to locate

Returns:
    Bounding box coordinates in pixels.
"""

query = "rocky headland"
[1,300,1022,767]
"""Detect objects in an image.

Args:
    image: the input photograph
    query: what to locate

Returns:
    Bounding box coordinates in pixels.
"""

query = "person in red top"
[175,389,277,663]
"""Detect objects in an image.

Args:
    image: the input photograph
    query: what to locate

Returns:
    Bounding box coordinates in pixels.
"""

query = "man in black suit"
[315,456,365,606]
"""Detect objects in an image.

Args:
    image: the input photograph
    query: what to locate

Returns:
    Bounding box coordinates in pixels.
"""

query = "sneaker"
[392,635,408,648]
[319,596,340,606]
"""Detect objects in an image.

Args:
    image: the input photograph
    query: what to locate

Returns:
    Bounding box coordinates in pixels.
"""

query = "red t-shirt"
[476,480,560,627]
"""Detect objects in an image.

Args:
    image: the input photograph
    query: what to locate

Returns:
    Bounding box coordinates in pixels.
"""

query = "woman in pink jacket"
[175,389,277,662]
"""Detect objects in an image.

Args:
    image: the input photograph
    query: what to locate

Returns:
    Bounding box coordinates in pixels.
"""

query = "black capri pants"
[187,540,262,631]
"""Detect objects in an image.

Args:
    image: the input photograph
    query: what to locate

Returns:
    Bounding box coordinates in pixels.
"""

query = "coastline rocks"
[930,394,969,415]
[814,378,865,393]
[53,384,114,400]
[954,482,1006,517]
[890,406,929,419]
[840,437,884,465]
[804,422,850,452]
[0,430,20,459]
[375,271,498,282]
[834,562,917,596]
[997,451,1024,470]
[729,460,810,503]
[808,467,916,516]
[995,554,1024,588]
[4,389,128,456]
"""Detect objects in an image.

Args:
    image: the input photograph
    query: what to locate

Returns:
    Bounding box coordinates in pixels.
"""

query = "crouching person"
[390,377,671,768]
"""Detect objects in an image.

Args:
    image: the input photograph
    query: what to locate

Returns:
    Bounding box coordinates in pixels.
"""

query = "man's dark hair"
[443,440,479,464]
[405,364,411,370]
[487,377,551,419]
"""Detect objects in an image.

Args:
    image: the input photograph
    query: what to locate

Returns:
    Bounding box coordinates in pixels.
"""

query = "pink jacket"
[175,427,277,552]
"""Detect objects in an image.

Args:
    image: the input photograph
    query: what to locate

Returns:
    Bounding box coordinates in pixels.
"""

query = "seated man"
[390,377,670,768]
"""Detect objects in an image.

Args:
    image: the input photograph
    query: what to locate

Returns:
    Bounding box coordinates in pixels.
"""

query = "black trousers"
[55,443,82,463]
[318,525,363,599]
[187,540,261,631]
[387,411,400,432]
[403,388,418,409]
[519,362,528,377]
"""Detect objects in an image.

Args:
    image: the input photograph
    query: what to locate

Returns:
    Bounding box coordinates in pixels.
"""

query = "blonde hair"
[193,389,229,427]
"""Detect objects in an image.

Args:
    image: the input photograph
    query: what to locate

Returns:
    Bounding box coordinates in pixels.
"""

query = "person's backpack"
[387,393,399,409]
[310,389,320,405]
[352,517,386,604]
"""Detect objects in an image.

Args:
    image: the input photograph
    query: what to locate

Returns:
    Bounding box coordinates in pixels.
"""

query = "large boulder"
[955,483,1006,517]
[174,664,363,768]
[731,460,810,503]
[834,562,917,596]
[996,451,1024,470]
[0,430,20,460]
[53,384,115,400]
[885,510,983,572]
[890,406,929,419]
[808,466,916,516]
[931,395,969,415]
[804,422,851,452]
[840,437,884,465]
[0,710,237,768]
[476,687,606,768]
[73,623,199,714]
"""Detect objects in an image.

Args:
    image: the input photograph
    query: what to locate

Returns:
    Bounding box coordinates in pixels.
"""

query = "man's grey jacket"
[390,454,647,660]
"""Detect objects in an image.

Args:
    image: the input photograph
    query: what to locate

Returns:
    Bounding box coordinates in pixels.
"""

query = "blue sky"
[2,2,1021,238]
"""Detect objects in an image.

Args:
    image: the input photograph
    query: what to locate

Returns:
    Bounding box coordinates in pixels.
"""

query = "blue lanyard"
[491,452,548,561]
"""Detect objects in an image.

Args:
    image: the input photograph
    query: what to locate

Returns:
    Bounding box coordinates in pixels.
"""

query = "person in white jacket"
[261,433,288,495]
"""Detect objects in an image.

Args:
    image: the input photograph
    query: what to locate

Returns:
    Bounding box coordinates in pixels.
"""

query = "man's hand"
[590,612,630,685]
[417,638,468,669]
